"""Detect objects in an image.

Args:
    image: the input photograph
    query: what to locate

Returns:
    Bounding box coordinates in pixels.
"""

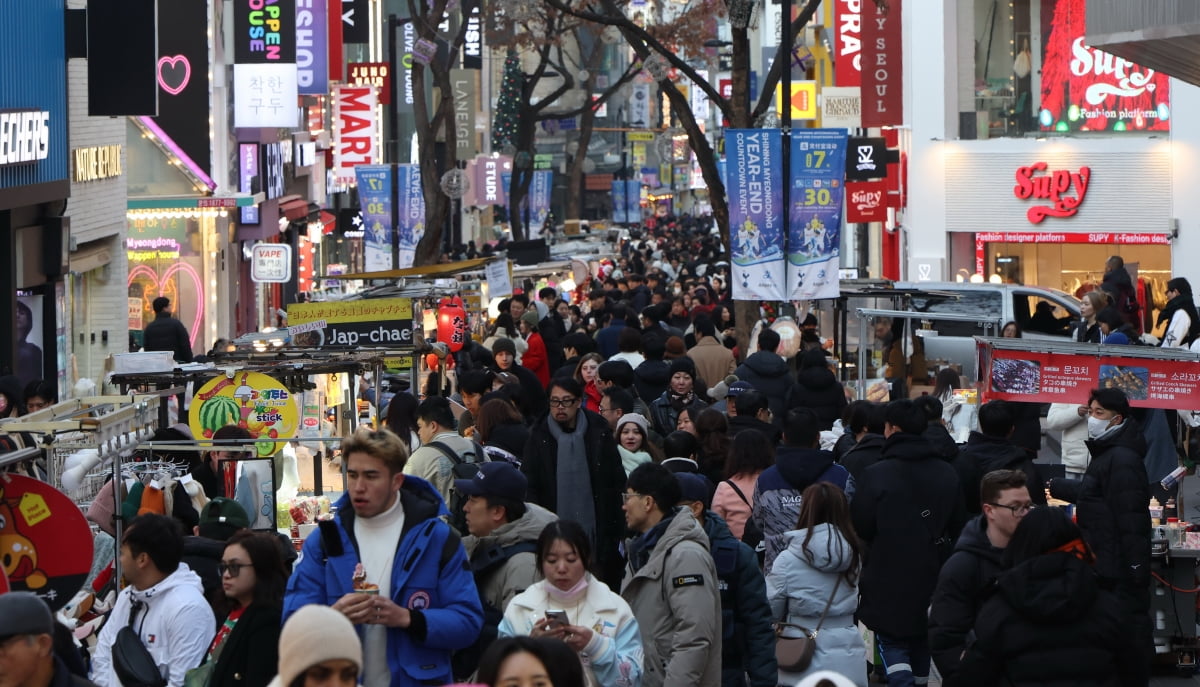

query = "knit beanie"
[520,309,540,330]
[274,605,362,687]
[668,357,696,380]
[491,337,517,356]
[616,413,649,435]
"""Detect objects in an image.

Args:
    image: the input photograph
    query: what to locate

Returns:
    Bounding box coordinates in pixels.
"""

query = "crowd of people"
[0,226,1182,687]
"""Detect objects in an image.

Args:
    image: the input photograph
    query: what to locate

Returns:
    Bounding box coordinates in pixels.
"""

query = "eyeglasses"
[987,502,1035,516]
[621,492,649,503]
[549,397,579,408]
[218,562,247,577]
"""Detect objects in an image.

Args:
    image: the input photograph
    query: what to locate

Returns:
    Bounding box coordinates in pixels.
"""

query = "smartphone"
[544,610,569,628]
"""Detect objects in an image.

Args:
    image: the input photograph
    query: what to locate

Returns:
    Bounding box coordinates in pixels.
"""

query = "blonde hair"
[339,428,410,475]
[1083,290,1110,316]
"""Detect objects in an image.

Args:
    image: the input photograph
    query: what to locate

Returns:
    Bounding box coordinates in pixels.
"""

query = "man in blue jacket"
[284,428,483,687]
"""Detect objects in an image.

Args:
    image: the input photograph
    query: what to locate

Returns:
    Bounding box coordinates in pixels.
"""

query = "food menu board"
[979,344,1200,408]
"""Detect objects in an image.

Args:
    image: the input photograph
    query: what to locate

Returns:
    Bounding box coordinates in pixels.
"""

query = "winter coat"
[143,312,193,363]
[463,503,559,613]
[832,431,857,463]
[91,564,216,687]
[522,332,551,387]
[766,524,867,687]
[711,471,761,541]
[404,432,479,507]
[648,390,709,436]
[621,509,722,687]
[499,574,643,687]
[522,410,628,589]
[1048,419,1151,588]
[726,414,781,443]
[688,338,736,398]
[923,422,960,461]
[1008,401,1044,455]
[495,362,550,420]
[928,515,1005,685]
[700,511,777,687]
[852,432,967,640]
[596,321,628,358]
[786,354,848,431]
[753,445,855,573]
[206,603,281,687]
[181,535,225,624]
[1100,268,1141,333]
[1073,319,1102,343]
[952,432,1047,515]
[840,434,885,485]
[734,352,794,428]
[1045,403,1089,474]
[283,478,484,687]
[634,360,672,407]
[538,313,566,372]
[957,551,1137,687]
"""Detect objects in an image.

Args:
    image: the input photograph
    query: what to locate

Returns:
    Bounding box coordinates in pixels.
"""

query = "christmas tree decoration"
[492,51,523,151]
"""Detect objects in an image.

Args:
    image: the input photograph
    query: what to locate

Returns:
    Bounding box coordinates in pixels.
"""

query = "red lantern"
[425,353,441,370]
[436,296,469,353]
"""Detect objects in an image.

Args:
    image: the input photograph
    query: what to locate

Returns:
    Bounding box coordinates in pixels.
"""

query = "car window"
[909,291,1003,337]
[1014,291,1076,337]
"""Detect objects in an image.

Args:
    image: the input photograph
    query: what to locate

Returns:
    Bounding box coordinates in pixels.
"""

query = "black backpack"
[427,441,487,533]
[723,479,765,566]
[452,540,538,680]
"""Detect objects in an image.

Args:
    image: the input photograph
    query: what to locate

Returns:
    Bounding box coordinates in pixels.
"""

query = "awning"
[69,241,114,274]
[128,193,264,209]
[280,196,311,221]
[321,257,496,280]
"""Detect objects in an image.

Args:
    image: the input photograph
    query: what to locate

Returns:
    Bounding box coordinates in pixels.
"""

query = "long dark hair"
[385,392,418,449]
[534,520,593,578]
[476,636,585,687]
[932,368,961,400]
[224,530,289,607]
[724,429,775,479]
[694,408,729,477]
[795,482,863,584]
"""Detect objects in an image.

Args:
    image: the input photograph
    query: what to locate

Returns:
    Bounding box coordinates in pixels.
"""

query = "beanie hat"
[0,591,54,636]
[616,413,649,435]
[275,605,362,687]
[520,309,540,330]
[669,357,695,379]
[491,338,517,356]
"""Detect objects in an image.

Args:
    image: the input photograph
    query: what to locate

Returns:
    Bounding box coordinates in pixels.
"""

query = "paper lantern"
[436,296,469,353]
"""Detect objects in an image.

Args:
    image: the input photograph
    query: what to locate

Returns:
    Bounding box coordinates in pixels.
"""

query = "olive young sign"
[286,298,414,348]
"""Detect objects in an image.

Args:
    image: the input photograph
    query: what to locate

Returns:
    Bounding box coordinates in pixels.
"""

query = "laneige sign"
[73,144,123,182]
[0,109,51,167]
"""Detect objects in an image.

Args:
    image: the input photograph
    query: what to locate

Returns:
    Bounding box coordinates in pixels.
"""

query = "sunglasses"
[218,562,248,577]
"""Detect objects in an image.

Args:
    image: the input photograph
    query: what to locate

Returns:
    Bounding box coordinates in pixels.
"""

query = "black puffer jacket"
[840,433,885,484]
[734,351,793,427]
[634,359,671,405]
[928,515,1005,686]
[952,432,1047,515]
[142,312,193,362]
[1048,419,1151,588]
[957,552,1137,687]
[785,350,847,431]
[923,422,960,461]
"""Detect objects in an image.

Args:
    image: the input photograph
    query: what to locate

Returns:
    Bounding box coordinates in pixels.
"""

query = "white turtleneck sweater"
[354,493,406,687]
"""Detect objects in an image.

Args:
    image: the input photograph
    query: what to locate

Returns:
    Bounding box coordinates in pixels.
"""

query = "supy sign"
[1013,162,1091,224]
[846,180,886,223]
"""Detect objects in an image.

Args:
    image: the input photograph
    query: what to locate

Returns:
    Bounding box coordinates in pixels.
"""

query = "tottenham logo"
[856,145,877,172]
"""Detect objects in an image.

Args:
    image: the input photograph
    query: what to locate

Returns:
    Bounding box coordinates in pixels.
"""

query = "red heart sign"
[127,262,205,350]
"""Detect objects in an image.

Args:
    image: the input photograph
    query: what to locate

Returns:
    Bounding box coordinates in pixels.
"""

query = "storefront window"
[126,217,207,352]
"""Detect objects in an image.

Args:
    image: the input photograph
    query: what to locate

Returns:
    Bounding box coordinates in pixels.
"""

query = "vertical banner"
[472,155,511,206]
[788,129,848,300]
[450,69,478,158]
[397,164,425,268]
[724,129,785,301]
[527,170,553,237]
[332,84,379,184]
[612,180,627,224]
[626,180,641,225]
[630,82,652,128]
[834,0,862,86]
[860,0,902,128]
[296,0,328,94]
[355,165,394,272]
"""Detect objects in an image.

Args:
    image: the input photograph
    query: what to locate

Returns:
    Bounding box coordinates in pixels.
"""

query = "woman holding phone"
[499,520,644,687]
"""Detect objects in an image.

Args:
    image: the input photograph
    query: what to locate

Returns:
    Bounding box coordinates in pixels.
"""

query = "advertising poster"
[724,129,785,301]
[15,294,44,388]
[396,164,425,268]
[1039,0,1169,133]
[192,371,298,456]
[788,129,848,300]
[612,179,628,224]
[355,165,394,272]
[0,474,94,609]
[332,84,379,184]
[296,0,328,94]
[286,298,415,349]
[527,170,553,238]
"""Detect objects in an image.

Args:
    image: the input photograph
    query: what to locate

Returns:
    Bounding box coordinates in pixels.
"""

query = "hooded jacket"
[181,535,227,623]
[621,508,722,687]
[785,351,847,431]
[283,476,484,687]
[726,414,781,444]
[753,445,854,573]
[852,433,967,640]
[1048,419,1151,588]
[734,352,794,427]
[462,503,558,613]
[91,564,215,687]
[634,359,672,405]
[928,515,1006,685]
[952,432,1047,515]
[957,552,1137,687]
[700,511,777,687]
[766,523,866,686]
[143,311,194,363]
[840,433,885,485]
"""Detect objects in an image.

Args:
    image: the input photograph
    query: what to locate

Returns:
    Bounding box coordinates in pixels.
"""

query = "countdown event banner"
[788,129,848,300]
[725,129,785,301]
[980,344,1200,408]
[396,164,424,269]
[355,165,394,272]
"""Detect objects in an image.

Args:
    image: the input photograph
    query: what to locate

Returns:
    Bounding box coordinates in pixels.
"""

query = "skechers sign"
[0,110,51,167]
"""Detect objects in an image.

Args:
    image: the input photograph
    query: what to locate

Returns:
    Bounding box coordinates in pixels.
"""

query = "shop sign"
[296,0,327,94]
[844,136,885,181]
[262,142,286,199]
[860,0,902,127]
[973,230,1170,275]
[235,0,297,63]
[239,143,261,224]
[72,144,122,182]
[286,297,414,348]
[190,371,299,455]
[332,84,379,185]
[473,155,512,206]
[0,110,51,167]
[821,86,861,129]
[233,63,300,127]
[1013,162,1090,223]
[451,70,477,157]
[846,180,887,223]
[341,0,368,43]
[774,81,818,121]
[1039,0,1169,133]
[251,243,292,282]
[834,0,862,87]
[128,297,144,329]
[463,4,482,69]
[349,62,392,105]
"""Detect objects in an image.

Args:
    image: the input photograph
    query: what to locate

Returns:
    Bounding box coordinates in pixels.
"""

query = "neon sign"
[1013,162,1090,224]
[127,262,205,350]
[157,55,192,95]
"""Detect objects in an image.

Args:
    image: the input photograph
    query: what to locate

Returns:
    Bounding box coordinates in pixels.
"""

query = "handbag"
[775,574,843,673]
[113,599,168,687]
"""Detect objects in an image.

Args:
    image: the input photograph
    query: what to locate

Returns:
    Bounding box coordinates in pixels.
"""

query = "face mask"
[1087,415,1113,439]
[546,574,589,604]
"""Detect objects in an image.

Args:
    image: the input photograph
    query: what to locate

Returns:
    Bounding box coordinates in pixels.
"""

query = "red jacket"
[522,332,551,387]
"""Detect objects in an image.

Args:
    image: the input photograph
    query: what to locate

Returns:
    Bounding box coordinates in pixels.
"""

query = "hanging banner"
[191,371,299,456]
[296,0,328,94]
[0,474,94,610]
[725,129,785,301]
[788,129,848,300]
[612,180,628,224]
[1038,0,1169,133]
[473,155,511,206]
[450,69,478,157]
[834,0,862,86]
[846,180,888,223]
[860,0,902,128]
[355,165,394,272]
[527,170,553,238]
[396,164,425,268]
[332,84,379,185]
[630,82,652,128]
[286,298,414,348]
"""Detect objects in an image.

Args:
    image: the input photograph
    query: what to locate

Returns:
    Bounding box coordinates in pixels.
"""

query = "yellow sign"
[191,371,300,456]
[627,131,655,142]
[73,144,123,183]
[775,81,819,121]
[286,298,415,348]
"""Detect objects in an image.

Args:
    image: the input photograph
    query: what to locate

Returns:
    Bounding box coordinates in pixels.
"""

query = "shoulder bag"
[775,574,843,673]
[113,599,168,687]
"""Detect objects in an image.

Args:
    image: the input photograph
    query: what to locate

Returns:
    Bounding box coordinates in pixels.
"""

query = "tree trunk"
[566,103,598,223]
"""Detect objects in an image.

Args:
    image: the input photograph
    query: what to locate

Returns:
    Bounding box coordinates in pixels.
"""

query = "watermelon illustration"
[198,396,240,438]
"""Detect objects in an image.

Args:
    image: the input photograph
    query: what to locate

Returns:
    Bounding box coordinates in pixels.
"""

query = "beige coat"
[462,503,558,612]
[687,336,736,394]
[621,508,722,687]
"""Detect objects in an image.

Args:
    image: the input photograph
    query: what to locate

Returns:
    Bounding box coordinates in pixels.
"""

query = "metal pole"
[781,0,792,287]
[391,163,401,270]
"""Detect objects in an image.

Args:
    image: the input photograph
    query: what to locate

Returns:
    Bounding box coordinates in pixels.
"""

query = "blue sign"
[788,129,848,300]
[527,170,553,237]
[396,164,424,268]
[356,165,394,272]
[724,129,784,301]
[612,180,627,224]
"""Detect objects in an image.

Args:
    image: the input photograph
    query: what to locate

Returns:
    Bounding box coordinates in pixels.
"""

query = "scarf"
[547,411,596,543]
[617,445,652,476]
[627,511,674,572]
[1157,293,1200,346]
[668,390,696,411]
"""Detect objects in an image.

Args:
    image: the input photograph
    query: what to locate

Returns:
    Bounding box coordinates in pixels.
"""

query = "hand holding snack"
[352,562,379,594]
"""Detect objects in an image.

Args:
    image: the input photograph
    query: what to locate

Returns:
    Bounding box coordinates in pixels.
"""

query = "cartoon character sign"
[0,474,94,610]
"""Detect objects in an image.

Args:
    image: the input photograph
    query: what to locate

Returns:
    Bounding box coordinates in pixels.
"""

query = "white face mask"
[1087,415,1114,439]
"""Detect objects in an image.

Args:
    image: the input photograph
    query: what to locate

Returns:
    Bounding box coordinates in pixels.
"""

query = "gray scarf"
[546,410,596,543]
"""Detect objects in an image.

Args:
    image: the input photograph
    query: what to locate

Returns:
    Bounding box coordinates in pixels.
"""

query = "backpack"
[724,479,765,566]
[452,540,538,680]
[427,440,487,533]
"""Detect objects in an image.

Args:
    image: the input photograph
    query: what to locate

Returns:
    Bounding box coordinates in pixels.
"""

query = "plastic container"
[1162,466,1188,491]
[1150,497,1163,526]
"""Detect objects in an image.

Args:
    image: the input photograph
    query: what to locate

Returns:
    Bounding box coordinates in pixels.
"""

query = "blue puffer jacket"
[753,446,854,573]
[283,477,484,687]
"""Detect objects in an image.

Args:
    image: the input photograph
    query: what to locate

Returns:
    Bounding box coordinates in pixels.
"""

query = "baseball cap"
[453,461,528,502]
[198,497,250,539]
[726,381,755,398]
[0,592,53,637]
